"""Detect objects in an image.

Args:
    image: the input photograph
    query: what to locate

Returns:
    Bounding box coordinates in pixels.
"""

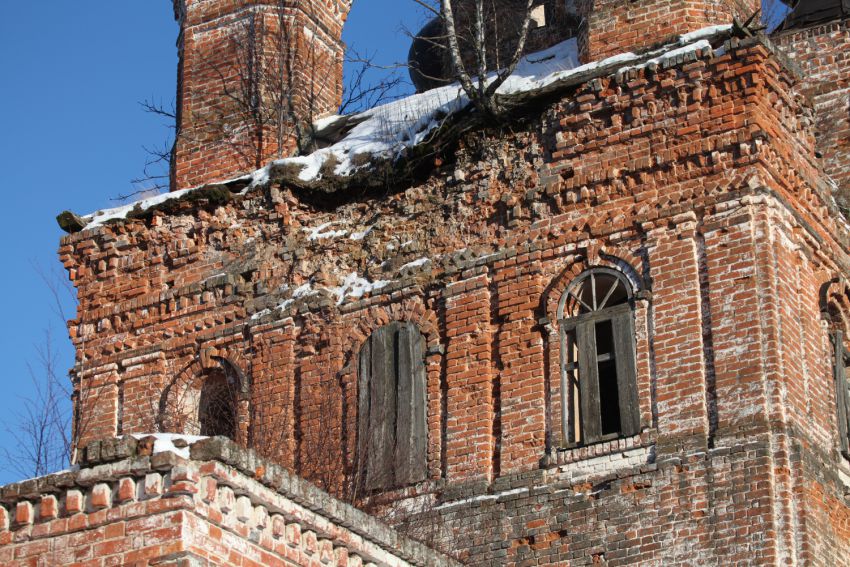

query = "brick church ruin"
[3,0,850,564]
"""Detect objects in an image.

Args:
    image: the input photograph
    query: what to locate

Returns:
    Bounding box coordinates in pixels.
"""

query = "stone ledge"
[0,436,461,567]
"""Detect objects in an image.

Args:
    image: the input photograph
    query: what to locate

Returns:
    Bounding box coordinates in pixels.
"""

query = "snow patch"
[130,433,207,459]
[400,257,431,271]
[280,282,318,309]
[679,24,732,44]
[251,282,318,320]
[623,39,714,73]
[350,225,375,241]
[436,487,530,511]
[85,187,195,229]
[332,273,390,304]
[272,26,729,184]
[276,38,583,183]
[305,221,349,240]
[251,166,271,186]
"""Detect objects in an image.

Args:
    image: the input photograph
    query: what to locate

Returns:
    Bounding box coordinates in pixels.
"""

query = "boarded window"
[358,322,427,491]
[198,369,238,439]
[834,331,850,459]
[559,269,640,446]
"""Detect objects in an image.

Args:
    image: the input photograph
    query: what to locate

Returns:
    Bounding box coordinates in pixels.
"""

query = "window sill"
[543,429,656,468]
[356,478,446,507]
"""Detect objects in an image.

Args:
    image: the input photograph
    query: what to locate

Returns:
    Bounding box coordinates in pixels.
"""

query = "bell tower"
[171,0,352,190]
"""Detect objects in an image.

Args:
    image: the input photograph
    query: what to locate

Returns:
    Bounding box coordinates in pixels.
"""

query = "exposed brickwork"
[172,0,352,190]
[20,0,850,565]
[0,437,458,567]
[47,25,850,565]
[774,18,850,211]
[575,0,760,62]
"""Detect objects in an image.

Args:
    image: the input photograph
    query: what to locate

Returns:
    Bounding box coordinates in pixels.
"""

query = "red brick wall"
[575,0,760,62]
[774,19,850,211]
[0,438,455,567]
[173,0,351,190]
[58,34,850,565]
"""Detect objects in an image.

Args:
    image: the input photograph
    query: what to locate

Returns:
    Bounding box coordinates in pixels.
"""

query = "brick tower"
[172,0,352,190]
[575,0,760,61]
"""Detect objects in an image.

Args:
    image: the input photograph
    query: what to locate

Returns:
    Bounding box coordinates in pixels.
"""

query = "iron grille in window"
[198,368,239,439]
[833,331,850,460]
[358,322,427,491]
[558,268,640,446]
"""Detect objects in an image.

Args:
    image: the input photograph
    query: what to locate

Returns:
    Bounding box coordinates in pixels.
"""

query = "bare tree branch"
[435,0,536,118]
[126,97,178,199]
[2,329,72,479]
[139,98,177,124]
[340,48,407,116]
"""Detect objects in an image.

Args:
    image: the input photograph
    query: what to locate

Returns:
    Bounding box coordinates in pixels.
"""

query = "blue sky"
[0,1,427,484]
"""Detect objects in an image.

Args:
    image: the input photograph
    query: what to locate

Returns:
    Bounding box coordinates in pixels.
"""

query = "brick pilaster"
[646,212,710,449]
[74,364,120,451]
[444,273,495,482]
[494,261,547,475]
[702,207,769,433]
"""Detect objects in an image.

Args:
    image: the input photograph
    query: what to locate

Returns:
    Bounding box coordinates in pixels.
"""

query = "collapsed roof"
[62,24,739,233]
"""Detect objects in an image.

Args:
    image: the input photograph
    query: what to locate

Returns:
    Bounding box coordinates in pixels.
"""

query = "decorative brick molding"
[0,437,459,567]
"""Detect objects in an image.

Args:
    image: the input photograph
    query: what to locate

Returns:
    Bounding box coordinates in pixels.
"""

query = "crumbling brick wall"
[774,18,850,212]
[0,437,457,567]
[56,31,850,564]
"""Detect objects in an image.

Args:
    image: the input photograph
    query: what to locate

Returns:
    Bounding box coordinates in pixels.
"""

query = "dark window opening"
[596,320,620,437]
[559,269,640,447]
[358,322,428,491]
[198,369,238,439]
[598,359,621,436]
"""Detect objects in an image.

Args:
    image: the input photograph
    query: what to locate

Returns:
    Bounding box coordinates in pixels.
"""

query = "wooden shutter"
[835,332,850,459]
[359,322,428,491]
[612,311,640,437]
[395,323,427,485]
[357,337,372,486]
[577,321,601,444]
[365,325,397,490]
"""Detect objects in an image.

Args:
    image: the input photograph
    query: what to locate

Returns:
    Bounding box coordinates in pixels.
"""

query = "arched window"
[558,268,640,446]
[358,322,427,491]
[198,368,239,439]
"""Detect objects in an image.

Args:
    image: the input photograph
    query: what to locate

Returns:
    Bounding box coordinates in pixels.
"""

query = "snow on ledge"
[76,25,732,232]
[130,433,208,459]
[85,187,197,230]
[274,24,730,184]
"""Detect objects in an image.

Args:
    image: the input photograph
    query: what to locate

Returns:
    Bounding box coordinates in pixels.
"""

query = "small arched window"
[198,368,239,439]
[558,268,640,446]
[358,322,427,491]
